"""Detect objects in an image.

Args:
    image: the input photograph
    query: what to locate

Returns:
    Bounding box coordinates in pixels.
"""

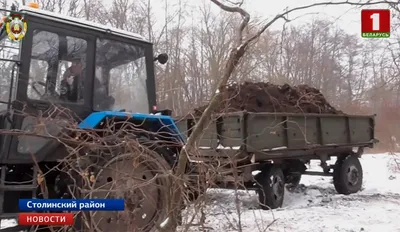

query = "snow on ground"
[0,220,17,231]
[180,152,400,232]
[1,153,400,231]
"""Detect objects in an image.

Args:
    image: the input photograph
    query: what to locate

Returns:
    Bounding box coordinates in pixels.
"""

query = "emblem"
[5,13,27,41]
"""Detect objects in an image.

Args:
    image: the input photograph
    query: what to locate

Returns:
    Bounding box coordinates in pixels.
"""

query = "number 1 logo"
[361,9,390,38]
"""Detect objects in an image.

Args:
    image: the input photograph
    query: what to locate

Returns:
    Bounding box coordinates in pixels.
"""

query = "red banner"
[18,213,74,226]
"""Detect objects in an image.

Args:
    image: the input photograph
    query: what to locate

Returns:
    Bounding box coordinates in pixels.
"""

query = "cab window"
[28,29,87,103]
[94,38,149,113]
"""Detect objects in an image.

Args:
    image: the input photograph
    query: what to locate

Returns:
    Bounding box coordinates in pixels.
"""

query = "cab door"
[0,22,22,163]
[4,18,95,163]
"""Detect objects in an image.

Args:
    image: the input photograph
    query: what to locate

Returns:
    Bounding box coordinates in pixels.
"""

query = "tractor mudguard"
[78,111,185,143]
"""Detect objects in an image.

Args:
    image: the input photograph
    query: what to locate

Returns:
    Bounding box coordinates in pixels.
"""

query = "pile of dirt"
[194,82,343,115]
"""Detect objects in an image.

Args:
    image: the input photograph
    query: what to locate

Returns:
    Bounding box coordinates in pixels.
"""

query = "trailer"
[176,111,377,209]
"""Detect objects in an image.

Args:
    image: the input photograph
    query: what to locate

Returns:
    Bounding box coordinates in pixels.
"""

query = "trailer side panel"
[175,112,376,153]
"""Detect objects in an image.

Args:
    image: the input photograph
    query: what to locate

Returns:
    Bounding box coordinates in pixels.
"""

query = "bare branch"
[210,0,250,44]
[247,0,400,45]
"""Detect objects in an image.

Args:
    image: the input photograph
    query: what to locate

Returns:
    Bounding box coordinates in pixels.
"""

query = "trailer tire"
[333,155,363,195]
[187,175,207,202]
[285,174,301,191]
[256,165,285,210]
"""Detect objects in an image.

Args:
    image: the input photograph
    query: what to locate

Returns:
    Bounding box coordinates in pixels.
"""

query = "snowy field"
[180,152,400,232]
[1,152,400,232]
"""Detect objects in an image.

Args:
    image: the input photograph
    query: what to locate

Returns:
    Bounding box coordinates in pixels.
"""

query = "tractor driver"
[60,58,116,109]
[60,58,84,102]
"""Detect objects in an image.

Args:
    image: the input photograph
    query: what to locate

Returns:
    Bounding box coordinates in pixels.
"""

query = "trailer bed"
[175,111,376,157]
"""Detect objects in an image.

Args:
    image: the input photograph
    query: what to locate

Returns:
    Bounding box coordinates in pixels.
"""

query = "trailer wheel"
[186,163,208,202]
[285,174,301,191]
[256,165,285,210]
[333,155,363,195]
[187,178,206,202]
[89,148,175,232]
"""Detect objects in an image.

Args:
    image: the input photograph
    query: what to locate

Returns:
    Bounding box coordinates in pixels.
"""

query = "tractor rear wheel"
[89,149,173,232]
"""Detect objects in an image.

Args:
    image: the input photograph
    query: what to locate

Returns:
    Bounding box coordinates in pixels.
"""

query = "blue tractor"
[0,3,185,232]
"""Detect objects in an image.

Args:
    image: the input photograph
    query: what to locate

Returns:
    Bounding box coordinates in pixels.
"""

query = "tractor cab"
[0,4,162,164]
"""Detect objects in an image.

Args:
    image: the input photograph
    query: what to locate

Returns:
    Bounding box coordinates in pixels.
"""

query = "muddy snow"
[1,152,400,232]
